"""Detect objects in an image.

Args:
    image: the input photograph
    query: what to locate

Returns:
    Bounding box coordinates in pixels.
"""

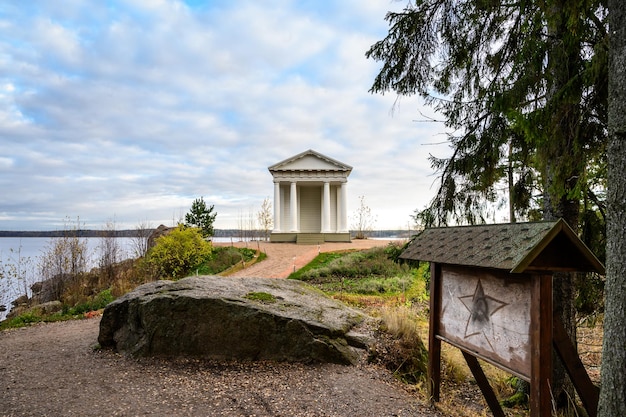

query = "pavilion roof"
[268,149,352,174]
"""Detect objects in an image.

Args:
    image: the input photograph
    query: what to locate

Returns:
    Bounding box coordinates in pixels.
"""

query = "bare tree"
[0,243,36,316]
[98,219,120,286]
[257,197,273,241]
[237,210,245,241]
[248,209,256,241]
[39,217,90,301]
[351,195,377,239]
[131,220,153,258]
[237,208,257,241]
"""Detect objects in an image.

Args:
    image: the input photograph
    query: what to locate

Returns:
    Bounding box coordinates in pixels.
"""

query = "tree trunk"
[545,202,579,411]
[598,1,626,415]
[543,0,584,410]
[508,141,516,223]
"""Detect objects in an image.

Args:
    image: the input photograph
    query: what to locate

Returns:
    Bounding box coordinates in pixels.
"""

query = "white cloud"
[0,0,451,231]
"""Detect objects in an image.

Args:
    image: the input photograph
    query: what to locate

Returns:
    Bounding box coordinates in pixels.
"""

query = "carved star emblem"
[459,279,507,339]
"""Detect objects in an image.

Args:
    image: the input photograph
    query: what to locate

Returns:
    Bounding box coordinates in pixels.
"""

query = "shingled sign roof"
[400,219,605,274]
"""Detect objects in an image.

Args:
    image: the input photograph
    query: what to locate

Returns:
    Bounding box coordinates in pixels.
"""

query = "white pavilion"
[268,150,352,244]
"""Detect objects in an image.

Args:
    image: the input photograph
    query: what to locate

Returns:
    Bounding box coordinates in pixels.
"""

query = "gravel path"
[0,240,443,417]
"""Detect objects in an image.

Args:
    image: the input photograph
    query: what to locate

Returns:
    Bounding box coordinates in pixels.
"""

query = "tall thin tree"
[598,1,626,415]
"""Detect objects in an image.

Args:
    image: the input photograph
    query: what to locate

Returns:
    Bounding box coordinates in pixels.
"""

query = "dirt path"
[0,319,441,417]
[216,239,399,278]
[0,239,444,417]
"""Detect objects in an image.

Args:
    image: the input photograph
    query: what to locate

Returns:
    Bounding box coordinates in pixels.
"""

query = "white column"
[290,182,298,232]
[273,181,281,232]
[339,182,348,233]
[322,182,331,233]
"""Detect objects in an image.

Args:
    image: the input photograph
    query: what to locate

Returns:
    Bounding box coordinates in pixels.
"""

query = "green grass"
[0,309,75,330]
[1,311,42,328]
[288,251,347,280]
[289,245,426,298]
[195,246,259,275]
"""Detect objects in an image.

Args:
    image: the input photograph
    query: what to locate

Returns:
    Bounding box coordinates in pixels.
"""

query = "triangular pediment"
[269,149,352,174]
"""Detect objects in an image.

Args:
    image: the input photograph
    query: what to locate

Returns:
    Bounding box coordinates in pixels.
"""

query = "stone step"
[296,233,325,245]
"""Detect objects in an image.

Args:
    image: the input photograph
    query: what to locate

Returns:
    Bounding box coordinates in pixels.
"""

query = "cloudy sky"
[0,0,452,231]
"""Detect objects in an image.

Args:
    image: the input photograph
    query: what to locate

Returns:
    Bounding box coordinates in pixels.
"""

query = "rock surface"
[98,276,368,364]
[147,224,175,249]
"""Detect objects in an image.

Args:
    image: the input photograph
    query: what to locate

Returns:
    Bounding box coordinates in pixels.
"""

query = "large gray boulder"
[98,276,370,364]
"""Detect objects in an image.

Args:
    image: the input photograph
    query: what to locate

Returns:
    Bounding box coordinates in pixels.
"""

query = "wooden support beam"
[530,274,553,417]
[462,351,506,417]
[428,262,442,402]
[553,315,599,417]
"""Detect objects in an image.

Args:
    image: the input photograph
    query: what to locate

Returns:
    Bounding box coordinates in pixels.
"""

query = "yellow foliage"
[146,225,212,279]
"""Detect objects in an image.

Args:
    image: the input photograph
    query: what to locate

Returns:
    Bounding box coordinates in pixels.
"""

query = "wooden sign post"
[401,220,604,417]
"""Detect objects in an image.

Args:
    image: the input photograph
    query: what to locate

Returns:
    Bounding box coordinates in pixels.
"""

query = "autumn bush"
[145,225,213,279]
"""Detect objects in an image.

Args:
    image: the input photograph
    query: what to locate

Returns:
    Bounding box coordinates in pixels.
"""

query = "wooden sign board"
[437,265,532,380]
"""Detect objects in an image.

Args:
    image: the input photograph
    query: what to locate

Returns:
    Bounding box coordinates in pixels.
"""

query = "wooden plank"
[462,351,506,417]
[438,265,532,378]
[553,315,599,417]
[437,335,531,383]
[428,262,442,402]
[529,274,552,417]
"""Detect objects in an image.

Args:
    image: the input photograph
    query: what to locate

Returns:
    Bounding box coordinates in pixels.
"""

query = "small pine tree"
[185,197,217,238]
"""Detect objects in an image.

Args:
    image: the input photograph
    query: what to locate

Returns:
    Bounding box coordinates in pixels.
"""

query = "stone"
[4,300,63,320]
[11,295,29,307]
[30,282,43,294]
[36,300,63,315]
[98,276,368,364]
[147,224,175,249]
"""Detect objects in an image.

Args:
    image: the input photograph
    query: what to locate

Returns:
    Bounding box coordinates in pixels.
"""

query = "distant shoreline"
[0,230,146,238]
[0,229,413,239]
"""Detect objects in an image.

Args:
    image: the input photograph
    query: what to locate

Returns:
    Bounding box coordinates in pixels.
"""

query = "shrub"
[384,242,406,263]
[405,266,429,303]
[146,225,212,279]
